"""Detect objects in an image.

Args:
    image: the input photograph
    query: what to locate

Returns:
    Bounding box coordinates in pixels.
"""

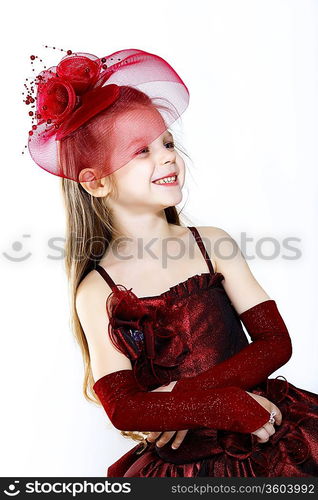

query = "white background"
[1,0,317,477]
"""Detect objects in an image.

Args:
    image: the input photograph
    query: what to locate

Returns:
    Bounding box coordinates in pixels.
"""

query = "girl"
[27,47,318,477]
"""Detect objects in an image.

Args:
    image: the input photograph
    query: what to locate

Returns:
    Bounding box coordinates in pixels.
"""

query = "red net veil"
[26,48,189,182]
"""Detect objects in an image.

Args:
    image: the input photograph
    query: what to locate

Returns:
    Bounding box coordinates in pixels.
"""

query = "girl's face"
[107,107,185,210]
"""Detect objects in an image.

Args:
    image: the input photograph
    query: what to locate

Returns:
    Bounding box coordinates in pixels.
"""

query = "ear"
[79,168,110,197]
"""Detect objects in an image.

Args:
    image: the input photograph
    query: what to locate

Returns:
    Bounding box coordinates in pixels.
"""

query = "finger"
[254,427,270,443]
[156,431,176,447]
[274,406,282,426]
[269,406,282,426]
[146,432,162,442]
[171,430,188,449]
[262,422,275,436]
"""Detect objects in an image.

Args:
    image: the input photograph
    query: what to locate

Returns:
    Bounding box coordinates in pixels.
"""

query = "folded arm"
[76,270,270,436]
[93,368,271,434]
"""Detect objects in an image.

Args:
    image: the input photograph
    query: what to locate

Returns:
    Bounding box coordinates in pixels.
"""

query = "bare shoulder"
[196,225,271,314]
[75,268,132,380]
[196,225,232,242]
[75,268,112,347]
[195,225,233,273]
[76,267,112,313]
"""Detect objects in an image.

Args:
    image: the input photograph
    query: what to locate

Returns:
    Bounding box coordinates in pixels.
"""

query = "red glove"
[172,299,292,393]
[93,368,271,434]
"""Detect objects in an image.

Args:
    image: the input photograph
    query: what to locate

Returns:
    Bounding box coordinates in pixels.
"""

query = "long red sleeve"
[172,299,292,393]
[93,368,270,434]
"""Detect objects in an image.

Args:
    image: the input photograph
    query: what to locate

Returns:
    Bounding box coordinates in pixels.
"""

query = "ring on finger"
[268,409,276,425]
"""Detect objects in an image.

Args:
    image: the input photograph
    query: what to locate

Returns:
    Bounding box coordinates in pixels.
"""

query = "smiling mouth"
[152,174,178,185]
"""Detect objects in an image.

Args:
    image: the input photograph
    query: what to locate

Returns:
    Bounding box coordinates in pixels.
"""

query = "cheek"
[177,158,186,184]
[116,166,151,197]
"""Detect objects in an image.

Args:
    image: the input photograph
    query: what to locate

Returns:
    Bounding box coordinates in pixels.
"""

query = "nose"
[159,145,176,166]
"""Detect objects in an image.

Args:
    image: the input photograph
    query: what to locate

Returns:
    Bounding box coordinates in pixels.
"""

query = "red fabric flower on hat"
[36,74,77,124]
[35,54,116,128]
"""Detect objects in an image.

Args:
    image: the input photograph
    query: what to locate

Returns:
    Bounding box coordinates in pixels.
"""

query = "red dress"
[95,226,318,477]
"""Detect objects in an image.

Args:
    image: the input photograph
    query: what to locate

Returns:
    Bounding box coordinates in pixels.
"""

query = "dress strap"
[95,226,215,288]
[188,226,215,275]
[94,263,117,290]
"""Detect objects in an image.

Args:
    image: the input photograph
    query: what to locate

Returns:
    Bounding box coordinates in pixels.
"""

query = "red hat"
[24,47,189,183]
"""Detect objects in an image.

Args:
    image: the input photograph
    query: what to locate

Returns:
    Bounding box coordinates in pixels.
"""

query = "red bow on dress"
[105,284,190,390]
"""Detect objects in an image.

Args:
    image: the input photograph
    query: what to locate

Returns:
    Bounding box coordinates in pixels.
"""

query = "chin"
[161,192,183,206]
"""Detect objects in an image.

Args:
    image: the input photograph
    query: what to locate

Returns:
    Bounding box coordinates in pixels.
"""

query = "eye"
[135,141,175,156]
[135,146,148,155]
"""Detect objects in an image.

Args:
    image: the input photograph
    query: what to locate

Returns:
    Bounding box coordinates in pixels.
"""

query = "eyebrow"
[128,131,174,148]
[165,131,174,140]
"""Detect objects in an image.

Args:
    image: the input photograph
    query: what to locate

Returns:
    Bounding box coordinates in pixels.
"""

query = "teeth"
[154,175,177,185]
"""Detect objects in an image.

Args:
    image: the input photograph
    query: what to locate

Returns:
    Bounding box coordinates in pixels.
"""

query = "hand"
[145,380,188,449]
[245,390,282,444]
[146,429,189,450]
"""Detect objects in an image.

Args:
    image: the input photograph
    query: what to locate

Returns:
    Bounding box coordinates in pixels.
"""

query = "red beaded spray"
[22,45,75,155]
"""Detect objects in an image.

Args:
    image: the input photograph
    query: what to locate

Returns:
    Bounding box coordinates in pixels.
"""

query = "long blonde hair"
[59,86,192,443]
